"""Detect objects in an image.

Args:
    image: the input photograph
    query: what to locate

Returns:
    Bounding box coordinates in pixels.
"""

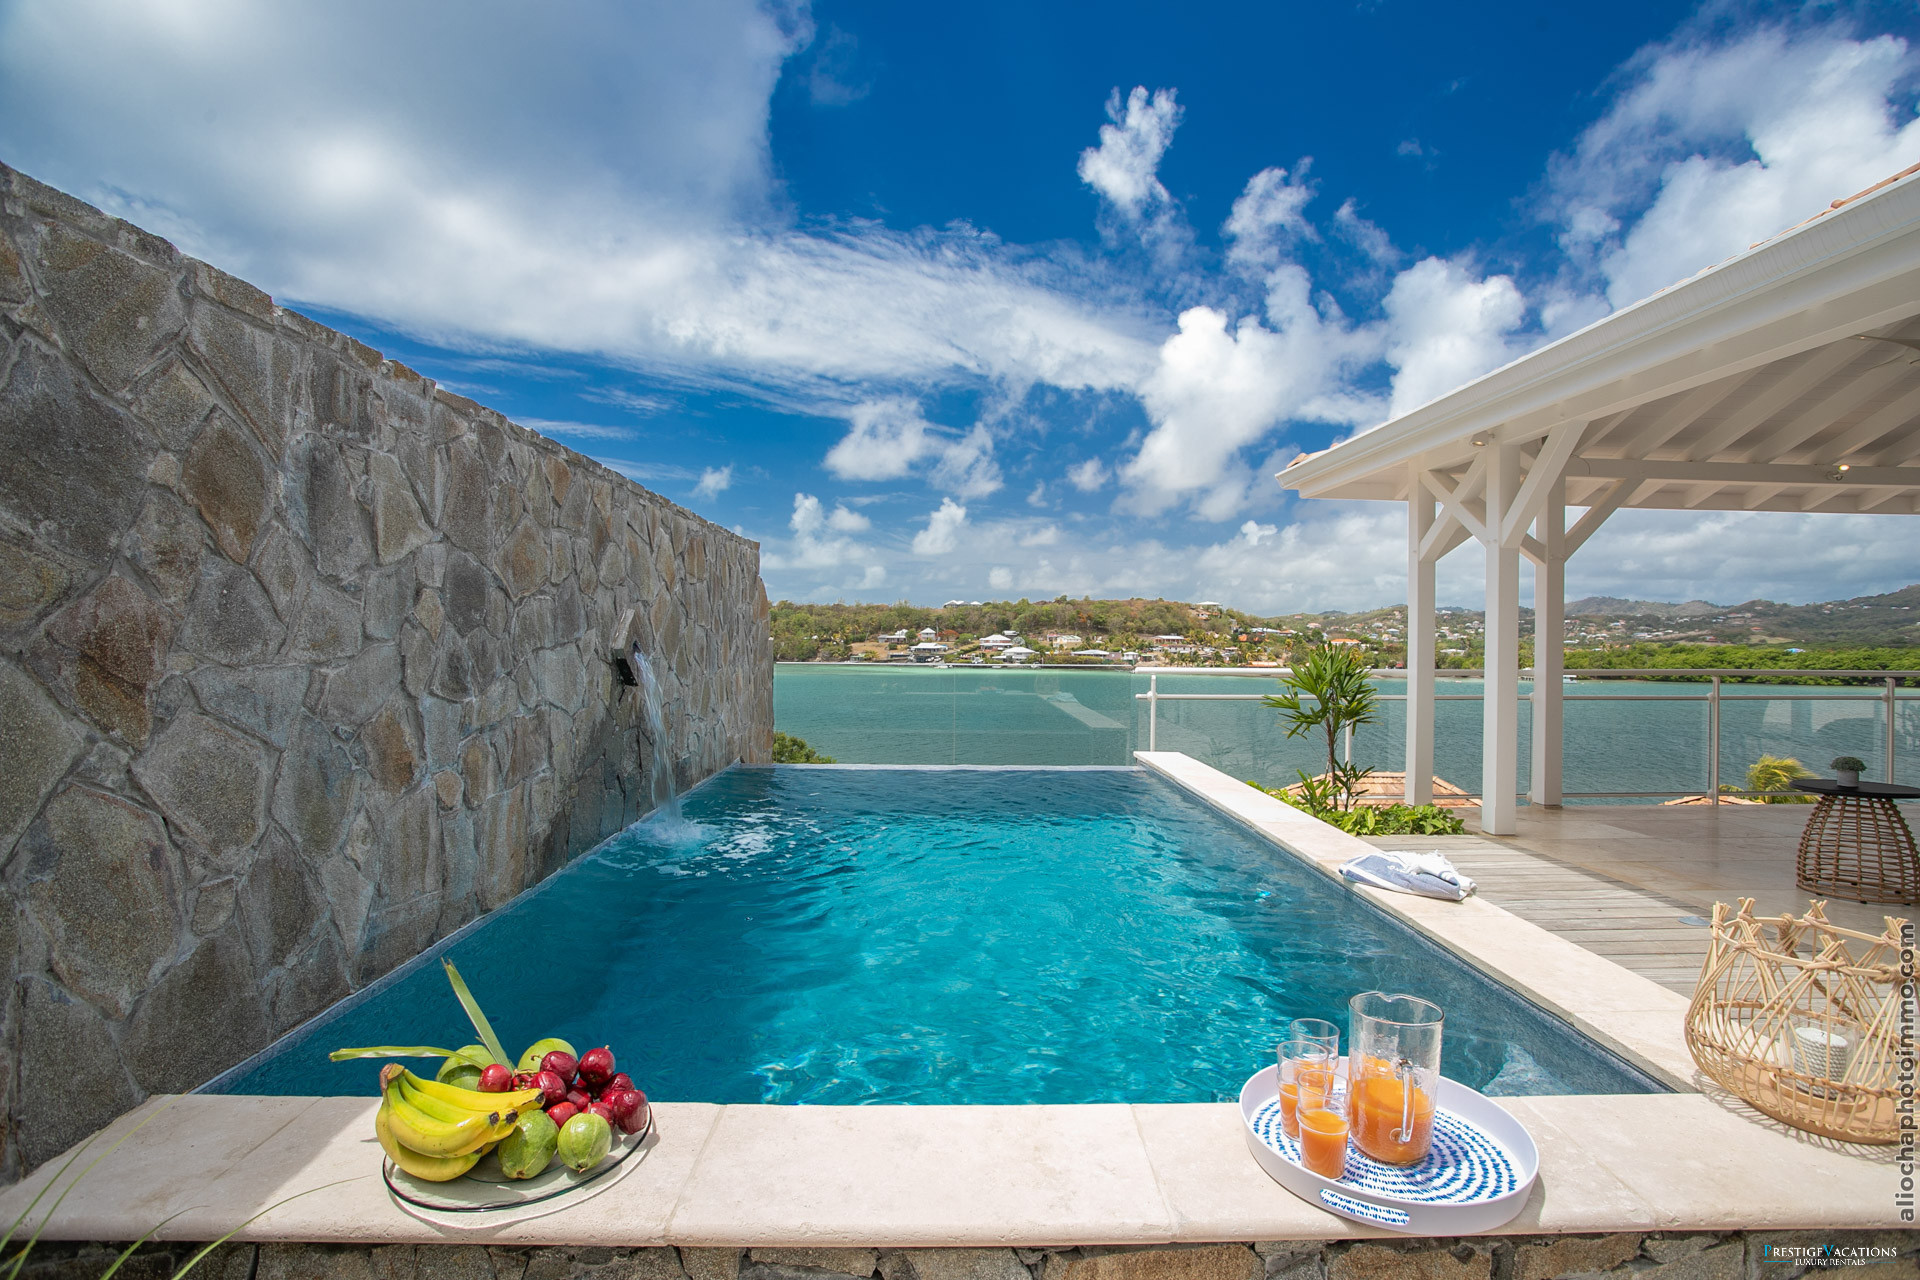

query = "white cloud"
[1381,257,1527,420]
[0,1,1159,406]
[521,419,637,441]
[989,567,1014,591]
[1240,520,1277,547]
[1223,165,1316,274]
[911,498,969,555]
[1546,25,1920,310]
[693,464,733,498]
[929,424,1003,499]
[1122,278,1383,517]
[1077,86,1182,219]
[1020,524,1061,547]
[765,492,868,572]
[1027,481,1048,506]
[825,400,1002,497]
[824,399,936,480]
[1066,457,1110,492]
[826,504,871,533]
[858,564,886,588]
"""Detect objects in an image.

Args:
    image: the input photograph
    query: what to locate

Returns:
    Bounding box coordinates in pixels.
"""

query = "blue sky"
[4,0,1920,610]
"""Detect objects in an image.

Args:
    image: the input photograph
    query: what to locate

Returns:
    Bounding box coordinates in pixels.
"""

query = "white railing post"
[1708,675,1721,806]
[1148,673,1158,752]
[1888,676,1899,783]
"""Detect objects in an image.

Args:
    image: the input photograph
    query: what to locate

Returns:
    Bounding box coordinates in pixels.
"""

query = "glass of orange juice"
[1276,1038,1332,1139]
[1297,1103,1349,1179]
[1347,992,1443,1165]
[1289,1017,1340,1060]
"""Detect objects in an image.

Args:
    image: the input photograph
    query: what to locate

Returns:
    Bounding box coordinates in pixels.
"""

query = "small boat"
[1563,674,1580,682]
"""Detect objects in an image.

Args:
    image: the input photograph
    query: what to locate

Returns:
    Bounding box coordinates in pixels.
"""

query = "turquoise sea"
[773,664,1920,798]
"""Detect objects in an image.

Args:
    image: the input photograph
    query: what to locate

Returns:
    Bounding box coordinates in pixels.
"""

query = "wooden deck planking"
[1361,833,1711,996]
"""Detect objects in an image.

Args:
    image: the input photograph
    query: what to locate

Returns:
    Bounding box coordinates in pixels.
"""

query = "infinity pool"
[212,766,1663,1102]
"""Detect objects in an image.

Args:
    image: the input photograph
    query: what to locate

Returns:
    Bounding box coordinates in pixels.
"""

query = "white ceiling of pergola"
[1282,168,1920,517]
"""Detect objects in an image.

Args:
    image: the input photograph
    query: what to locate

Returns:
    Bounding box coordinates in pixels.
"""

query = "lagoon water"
[774,664,1919,797]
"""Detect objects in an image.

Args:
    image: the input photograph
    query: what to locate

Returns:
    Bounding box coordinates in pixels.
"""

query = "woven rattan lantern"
[1684,899,1909,1144]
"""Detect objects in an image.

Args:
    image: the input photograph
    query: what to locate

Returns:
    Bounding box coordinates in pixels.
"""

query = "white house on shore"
[979,633,1015,649]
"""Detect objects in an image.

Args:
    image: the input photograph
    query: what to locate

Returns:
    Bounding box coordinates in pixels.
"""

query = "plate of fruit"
[333,961,654,1212]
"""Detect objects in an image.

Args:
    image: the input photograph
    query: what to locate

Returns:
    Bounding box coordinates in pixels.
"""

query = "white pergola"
[1280,168,1920,834]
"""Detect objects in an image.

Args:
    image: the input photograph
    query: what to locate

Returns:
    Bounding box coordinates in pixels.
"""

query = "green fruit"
[497,1109,560,1180]
[516,1037,577,1074]
[556,1111,612,1173]
[436,1045,493,1088]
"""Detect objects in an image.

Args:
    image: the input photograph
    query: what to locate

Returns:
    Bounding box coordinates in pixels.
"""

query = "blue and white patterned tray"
[1239,1064,1538,1235]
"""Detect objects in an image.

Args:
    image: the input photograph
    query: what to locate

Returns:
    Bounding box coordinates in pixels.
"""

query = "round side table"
[1789,779,1920,905]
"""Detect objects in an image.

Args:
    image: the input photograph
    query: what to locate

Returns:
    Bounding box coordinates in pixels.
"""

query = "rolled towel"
[1337,850,1476,902]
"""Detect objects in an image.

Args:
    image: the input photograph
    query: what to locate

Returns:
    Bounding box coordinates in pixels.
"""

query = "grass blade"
[327,1046,459,1062]
[440,960,509,1067]
[169,1178,358,1280]
[6,1097,179,1280]
[97,1210,189,1280]
[0,1140,94,1260]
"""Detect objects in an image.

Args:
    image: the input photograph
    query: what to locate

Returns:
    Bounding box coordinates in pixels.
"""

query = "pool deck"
[0,753,1900,1246]
[1375,805,1909,996]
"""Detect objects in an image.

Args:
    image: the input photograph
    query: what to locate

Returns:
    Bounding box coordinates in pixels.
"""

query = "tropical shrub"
[1744,754,1814,802]
[1247,780,1467,835]
[772,732,836,763]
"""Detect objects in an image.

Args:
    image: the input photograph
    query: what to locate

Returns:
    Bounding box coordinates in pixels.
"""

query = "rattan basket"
[1684,899,1909,1144]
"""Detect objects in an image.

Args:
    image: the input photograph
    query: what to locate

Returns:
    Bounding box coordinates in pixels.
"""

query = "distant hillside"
[769,583,1920,661]
[1567,596,1720,619]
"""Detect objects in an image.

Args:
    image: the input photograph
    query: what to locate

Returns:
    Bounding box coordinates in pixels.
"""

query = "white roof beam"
[1564,478,1642,555]
[1500,421,1587,546]
[1582,459,1920,487]
[1613,376,1749,460]
[1819,378,1920,464]
[1741,483,1790,510]
[1683,340,1872,460]
[1737,356,1919,463]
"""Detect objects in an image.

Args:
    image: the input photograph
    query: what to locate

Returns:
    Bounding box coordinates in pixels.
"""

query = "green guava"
[557,1111,612,1173]
[516,1037,577,1074]
[498,1109,560,1180]
[436,1045,493,1088]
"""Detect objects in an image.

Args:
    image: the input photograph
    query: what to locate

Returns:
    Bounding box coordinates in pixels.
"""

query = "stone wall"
[18,1235,1920,1280]
[0,164,773,1176]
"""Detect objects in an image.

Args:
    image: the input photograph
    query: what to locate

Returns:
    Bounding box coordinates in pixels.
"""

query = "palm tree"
[1745,754,1814,803]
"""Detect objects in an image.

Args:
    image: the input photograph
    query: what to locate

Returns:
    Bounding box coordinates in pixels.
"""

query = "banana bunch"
[374,1064,544,1182]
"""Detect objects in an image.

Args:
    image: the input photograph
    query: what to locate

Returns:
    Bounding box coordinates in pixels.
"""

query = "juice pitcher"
[1347,991,1443,1165]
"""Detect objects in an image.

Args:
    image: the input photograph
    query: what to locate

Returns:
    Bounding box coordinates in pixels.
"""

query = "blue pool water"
[213,767,1663,1103]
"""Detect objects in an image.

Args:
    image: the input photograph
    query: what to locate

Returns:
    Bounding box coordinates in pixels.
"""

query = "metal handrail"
[1133,667,1916,798]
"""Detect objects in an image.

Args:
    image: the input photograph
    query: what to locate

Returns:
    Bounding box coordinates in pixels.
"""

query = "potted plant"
[1831,755,1868,788]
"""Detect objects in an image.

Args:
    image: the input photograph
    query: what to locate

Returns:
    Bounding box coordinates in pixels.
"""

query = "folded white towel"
[1337,850,1476,902]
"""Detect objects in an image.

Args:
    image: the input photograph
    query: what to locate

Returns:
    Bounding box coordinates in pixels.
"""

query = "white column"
[1529,477,1565,808]
[1481,440,1522,835]
[1405,470,1435,806]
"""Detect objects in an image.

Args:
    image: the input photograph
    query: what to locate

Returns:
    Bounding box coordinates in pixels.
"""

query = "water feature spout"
[629,642,711,845]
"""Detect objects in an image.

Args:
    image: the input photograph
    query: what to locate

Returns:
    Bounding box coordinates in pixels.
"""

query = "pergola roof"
[1280,166,1920,516]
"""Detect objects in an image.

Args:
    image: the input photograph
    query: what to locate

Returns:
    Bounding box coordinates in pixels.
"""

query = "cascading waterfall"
[629,644,712,845]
